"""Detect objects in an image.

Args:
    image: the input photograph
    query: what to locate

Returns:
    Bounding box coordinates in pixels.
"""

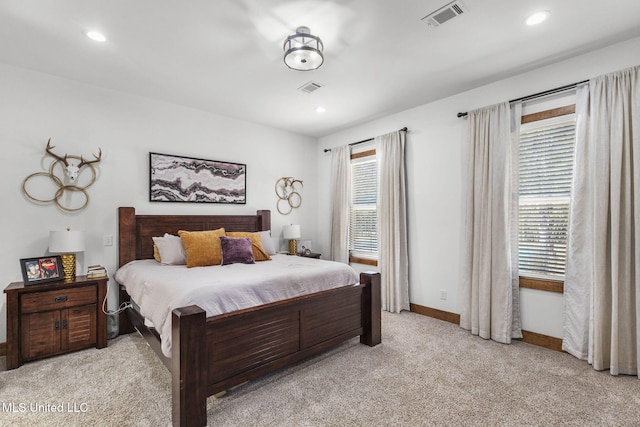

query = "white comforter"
[115,254,358,357]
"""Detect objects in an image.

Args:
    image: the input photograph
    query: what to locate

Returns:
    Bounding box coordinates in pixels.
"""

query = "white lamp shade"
[49,230,85,253]
[283,225,301,240]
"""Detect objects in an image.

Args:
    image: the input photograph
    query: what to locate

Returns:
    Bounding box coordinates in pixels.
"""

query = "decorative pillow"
[178,228,226,268]
[153,244,161,263]
[256,230,276,255]
[226,232,271,261]
[220,236,255,266]
[152,233,187,265]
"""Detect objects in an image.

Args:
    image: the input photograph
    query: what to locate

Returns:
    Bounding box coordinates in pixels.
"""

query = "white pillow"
[152,233,187,265]
[256,230,276,255]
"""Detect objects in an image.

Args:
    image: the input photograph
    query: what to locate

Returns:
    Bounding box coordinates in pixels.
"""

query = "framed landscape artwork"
[149,152,246,204]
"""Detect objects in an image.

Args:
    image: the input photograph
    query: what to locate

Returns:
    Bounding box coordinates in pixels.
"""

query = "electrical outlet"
[103,234,113,246]
[440,289,447,300]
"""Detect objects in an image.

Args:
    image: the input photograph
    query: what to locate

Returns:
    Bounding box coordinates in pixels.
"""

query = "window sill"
[349,256,378,267]
[519,276,564,294]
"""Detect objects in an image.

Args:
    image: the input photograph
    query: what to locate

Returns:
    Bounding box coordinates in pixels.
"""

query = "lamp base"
[288,239,298,255]
[60,253,76,281]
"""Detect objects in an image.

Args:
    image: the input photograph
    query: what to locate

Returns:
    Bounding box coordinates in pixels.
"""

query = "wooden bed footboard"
[170,271,380,427]
[116,207,381,427]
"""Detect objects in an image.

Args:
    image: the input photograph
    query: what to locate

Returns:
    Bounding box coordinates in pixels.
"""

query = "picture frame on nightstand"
[297,240,312,255]
[19,255,63,285]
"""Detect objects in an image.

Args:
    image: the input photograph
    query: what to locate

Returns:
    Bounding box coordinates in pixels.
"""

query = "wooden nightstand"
[4,275,108,370]
[298,252,321,259]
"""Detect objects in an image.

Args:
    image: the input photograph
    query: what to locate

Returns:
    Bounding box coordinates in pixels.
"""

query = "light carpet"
[1,311,639,426]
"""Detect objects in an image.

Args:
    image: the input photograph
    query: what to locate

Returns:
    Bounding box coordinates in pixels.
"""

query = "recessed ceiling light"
[315,106,326,113]
[525,11,550,26]
[86,31,107,42]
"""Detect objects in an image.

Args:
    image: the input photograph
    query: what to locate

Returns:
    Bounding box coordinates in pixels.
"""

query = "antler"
[282,177,303,186]
[45,138,69,166]
[78,148,102,168]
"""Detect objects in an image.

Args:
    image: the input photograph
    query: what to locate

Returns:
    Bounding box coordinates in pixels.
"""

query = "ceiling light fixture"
[525,11,550,26]
[283,26,324,71]
[315,106,326,113]
[86,31,107,42]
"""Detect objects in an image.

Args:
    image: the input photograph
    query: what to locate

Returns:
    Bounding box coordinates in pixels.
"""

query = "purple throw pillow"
[220,236,255,265]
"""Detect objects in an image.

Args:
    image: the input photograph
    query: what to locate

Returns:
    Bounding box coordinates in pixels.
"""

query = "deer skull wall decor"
[46,139,102,181]
[22,138,103,212]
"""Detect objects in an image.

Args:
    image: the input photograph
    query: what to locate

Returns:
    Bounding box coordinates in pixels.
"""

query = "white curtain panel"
[459,102,522,343]
[564,66,640,376]
[329,145,351,263]
[563,83,592,360]
[376,130,409,313]
[509,102,522,340]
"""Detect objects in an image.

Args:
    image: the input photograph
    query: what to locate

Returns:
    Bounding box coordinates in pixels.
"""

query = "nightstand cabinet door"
[21,310,61,360]
[20,305,98,360]
[66,304,97,351]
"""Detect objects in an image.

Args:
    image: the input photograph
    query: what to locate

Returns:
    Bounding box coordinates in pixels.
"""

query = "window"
[349,150,378,261]
[518,108,575,282]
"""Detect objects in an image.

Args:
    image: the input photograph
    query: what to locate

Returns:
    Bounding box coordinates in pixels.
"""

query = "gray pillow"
[256,230,277,255]
[152,233,186,265]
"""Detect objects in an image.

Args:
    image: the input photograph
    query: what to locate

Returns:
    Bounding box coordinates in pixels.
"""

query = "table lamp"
[49,228,85,281]
[283,225,301,255]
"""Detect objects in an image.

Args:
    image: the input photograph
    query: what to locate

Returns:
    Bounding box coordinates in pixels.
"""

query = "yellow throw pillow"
[226,232,272,261]
[178,228,226,267]
[153,244,162,263]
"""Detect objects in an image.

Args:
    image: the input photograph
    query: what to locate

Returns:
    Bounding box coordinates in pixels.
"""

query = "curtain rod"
[456,79,589,118]
[323,127,408,152]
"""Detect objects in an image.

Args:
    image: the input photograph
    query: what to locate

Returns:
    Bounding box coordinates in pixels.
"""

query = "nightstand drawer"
[20,285,97,313]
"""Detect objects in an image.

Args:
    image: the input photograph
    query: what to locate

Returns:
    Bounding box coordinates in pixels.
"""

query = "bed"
[116,207,381,427]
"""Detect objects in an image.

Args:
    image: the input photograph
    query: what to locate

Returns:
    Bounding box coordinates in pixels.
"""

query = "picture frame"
[149,152,246,204]
[19,256,63,285]
[298,240,312,255]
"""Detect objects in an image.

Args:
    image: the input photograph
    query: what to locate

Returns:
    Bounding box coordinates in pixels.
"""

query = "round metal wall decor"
[275,177,303,215]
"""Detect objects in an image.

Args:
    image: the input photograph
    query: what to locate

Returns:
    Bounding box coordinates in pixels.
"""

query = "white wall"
[316,36,640,338]
[0,64,317,343]
[4,36,639,345]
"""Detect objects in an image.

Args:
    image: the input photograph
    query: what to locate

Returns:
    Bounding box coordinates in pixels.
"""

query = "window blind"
[350,156,377,258]
[518,119,575,278]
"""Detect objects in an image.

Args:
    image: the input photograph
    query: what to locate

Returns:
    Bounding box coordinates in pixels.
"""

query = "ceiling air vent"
[421,1,467,28]
[298,81,323,94]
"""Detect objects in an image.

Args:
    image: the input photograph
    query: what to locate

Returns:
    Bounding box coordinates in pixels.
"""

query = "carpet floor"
[1,311,639,426]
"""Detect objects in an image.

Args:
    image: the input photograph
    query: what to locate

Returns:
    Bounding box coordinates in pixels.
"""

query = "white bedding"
[115,254,358,357]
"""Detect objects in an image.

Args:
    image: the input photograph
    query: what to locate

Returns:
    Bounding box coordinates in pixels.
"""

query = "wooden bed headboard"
[117,207,271,267]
